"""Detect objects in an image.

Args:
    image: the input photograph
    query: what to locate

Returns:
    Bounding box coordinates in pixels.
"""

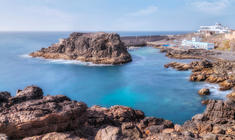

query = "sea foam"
[198,83,232,99]
[20,54,113,67]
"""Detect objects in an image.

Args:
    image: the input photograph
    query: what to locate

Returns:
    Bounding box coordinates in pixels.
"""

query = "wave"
[198,83,232,99]
[19,54,113,67]
[128,46,141,51]
[20,54,33,58]
[46,59,113,66]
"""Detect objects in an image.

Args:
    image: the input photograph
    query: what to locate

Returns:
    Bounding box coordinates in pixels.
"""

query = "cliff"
[0,86,234,140]
[30,32,132,65]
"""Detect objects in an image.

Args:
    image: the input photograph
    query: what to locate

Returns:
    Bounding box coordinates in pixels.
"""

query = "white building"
[181,37,214,50]
[198,23,230,34]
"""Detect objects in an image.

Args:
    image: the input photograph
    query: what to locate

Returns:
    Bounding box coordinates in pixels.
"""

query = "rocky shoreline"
[0,86,234,140]
[30,32,132,65]
[162,47,235,99]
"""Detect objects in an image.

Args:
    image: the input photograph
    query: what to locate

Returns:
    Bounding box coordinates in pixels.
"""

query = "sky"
[0,0,235,31]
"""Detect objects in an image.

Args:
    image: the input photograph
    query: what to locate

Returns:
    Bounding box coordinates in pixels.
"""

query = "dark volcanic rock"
[0,86,234,140]
[30,32,132,65]
[0,91,11,102]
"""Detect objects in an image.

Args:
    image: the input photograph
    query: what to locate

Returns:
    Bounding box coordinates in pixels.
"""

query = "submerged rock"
[30,32,132,65]
[0,86,234,140]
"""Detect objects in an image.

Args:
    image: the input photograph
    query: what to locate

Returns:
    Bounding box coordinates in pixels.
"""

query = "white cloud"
[190,0,230,15]
[0,3,74,31]
[128,6,158,16]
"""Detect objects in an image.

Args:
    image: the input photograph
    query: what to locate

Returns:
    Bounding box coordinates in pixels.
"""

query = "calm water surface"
[0,32,228,124]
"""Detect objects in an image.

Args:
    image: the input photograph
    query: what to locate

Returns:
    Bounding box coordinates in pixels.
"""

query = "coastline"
[0,85,234,139]
[20,54,114,67]
[159,47,235,100]
[0,32,235,139]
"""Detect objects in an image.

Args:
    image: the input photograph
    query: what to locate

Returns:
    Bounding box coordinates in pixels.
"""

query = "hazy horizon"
[0,0,235,31]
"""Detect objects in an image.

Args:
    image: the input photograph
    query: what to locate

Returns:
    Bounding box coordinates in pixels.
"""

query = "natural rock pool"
[0,32,229,124]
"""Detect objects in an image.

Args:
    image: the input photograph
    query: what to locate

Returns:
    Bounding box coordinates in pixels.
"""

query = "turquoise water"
[0,32,225,124]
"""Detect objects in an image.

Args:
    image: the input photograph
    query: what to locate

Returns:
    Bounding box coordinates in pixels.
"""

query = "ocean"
[0,31,230,124]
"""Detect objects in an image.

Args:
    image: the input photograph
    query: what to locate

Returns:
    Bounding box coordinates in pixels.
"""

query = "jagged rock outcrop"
[0,86,88,139]
[164,62,191,71]
[165,59,235,91]
[182,100,235,140]
[0,86,234,140]
[30,32,132,65]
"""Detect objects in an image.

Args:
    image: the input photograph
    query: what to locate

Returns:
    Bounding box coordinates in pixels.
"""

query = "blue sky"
[0,0,235,31]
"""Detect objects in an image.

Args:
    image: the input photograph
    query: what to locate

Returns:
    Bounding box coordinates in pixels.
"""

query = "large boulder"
[30,32,132,65]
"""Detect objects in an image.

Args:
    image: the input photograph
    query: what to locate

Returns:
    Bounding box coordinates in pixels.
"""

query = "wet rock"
[164,62,191,71]
[219,80,235,91]
[198,88,210,95]
[30,32,132,65]
[201,100,210,105]
[190,73,207,81]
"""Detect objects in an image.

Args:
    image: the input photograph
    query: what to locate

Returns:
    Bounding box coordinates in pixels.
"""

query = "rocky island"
[30,32,132,65]
[0,86,234,140]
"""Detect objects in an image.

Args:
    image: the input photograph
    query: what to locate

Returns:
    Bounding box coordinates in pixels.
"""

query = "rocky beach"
[0,86,234,140]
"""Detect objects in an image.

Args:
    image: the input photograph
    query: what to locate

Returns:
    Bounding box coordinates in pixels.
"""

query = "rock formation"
[0,86,234,140]
[198,88,210,96]
[165,59,235,91]
[30,32,132,65]
[160,48,221,60]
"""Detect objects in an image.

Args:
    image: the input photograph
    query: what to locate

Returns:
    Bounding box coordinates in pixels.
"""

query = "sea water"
[0,32,229,124]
